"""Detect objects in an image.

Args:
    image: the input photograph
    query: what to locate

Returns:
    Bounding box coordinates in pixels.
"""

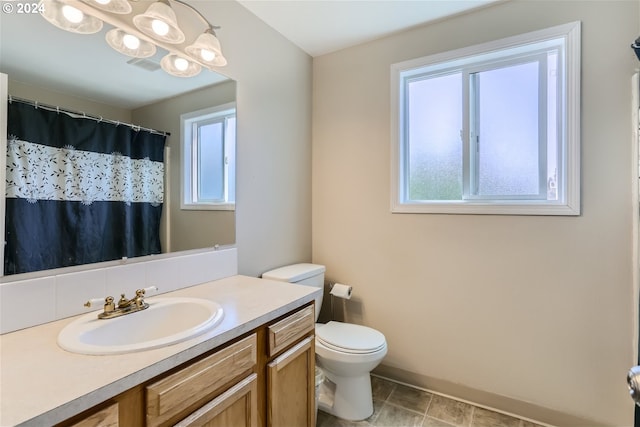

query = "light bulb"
[200,49,216,62]
[151,19,169,36]
[122,34,140,50]
[174,57,189,71]
[62,5,84,23]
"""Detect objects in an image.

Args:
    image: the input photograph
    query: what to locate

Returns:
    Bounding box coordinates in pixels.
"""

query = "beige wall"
[312,1,638,425]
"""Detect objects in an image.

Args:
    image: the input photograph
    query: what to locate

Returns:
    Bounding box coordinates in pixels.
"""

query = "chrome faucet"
[84,286,158,319]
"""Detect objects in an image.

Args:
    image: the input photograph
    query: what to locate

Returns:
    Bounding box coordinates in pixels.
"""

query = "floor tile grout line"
[379,399,430,417]
[417,388,430,427]
[424,392,433,416]
[371,374,551,427]
[381,378,435,422]
[416,410,426,427]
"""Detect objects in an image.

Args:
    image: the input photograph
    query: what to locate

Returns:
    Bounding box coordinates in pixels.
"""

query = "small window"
[391,22,580,215]
[181,103,236,210]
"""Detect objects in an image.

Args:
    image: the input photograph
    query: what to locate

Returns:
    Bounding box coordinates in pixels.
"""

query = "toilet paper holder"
[330,283,352,299]
[328,282,352,321]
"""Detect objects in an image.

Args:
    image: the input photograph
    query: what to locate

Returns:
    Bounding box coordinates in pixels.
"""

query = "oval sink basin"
[58,297,224,355]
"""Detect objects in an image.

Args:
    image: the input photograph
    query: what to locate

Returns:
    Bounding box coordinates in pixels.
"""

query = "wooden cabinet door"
[174,373,258,427]
[267,336,315,427]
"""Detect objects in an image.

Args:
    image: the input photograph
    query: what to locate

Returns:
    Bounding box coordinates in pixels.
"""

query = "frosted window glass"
[198,121,224,201]
[226,116,236,203]
[407,73,462,200]
[475,62,540,196]
[546,52,558,200]
[392,22,581,215]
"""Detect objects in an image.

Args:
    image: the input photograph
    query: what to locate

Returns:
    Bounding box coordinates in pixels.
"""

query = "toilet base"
[317,369,373,421]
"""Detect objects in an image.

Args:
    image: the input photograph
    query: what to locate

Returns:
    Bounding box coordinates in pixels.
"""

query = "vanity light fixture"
[161,53,201,77]
[39,0,228,77]
[186,29,227,67]
[41,0,103,34]
[132,0,185,44]
[106,28,156,58]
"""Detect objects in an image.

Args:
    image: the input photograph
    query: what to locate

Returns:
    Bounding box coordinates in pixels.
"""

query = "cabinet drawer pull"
[268,305,314,356]
[146,334,257,425]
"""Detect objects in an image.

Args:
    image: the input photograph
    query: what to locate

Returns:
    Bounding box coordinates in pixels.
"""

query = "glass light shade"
[81,0,132,14]
[161,54,201,77]
[105,28,156,58]
[40,0,103,34]
[133,1,185,44]
[185,31,227,67]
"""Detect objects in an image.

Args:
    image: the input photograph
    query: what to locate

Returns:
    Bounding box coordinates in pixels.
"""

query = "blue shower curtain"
[5,100,166,275]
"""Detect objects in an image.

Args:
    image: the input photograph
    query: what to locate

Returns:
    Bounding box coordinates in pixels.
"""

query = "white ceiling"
[237,0,502,57]
[0,0,501,109]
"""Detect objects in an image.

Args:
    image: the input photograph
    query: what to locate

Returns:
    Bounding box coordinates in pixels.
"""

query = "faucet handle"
[142,285,158,294]
[84,296,116,316]
[134,286,158,298]
[84,297,110,308]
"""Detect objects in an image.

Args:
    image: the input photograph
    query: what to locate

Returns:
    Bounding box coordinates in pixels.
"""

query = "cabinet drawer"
[268,305,314,357]
[146,334,257,426]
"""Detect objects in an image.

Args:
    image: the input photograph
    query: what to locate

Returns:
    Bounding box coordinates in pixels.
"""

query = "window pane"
[546,52,558,200]
[407,72,462,200]
[475,61,541,196]
[226,116,236,203]
[392,22,580,214]
[197,121,224,201]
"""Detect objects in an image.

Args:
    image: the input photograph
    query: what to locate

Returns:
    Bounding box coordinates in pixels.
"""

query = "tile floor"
[316,376,547,427]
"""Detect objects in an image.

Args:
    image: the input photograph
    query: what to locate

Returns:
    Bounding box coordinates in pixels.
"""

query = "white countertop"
[0,275,320,427]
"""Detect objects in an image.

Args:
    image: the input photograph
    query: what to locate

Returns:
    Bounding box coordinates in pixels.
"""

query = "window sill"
[391,201,580,216]
[181,203,235,212]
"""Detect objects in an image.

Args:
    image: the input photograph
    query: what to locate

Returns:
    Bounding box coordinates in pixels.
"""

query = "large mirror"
[0,3,236,280]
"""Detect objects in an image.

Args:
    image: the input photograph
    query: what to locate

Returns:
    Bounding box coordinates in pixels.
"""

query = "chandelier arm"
[169,0,221,34]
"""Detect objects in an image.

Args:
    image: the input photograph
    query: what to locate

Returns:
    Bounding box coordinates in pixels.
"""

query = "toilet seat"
[316,321,386,354]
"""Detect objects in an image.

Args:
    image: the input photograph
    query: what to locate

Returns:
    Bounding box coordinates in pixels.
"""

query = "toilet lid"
[316,321,386,354]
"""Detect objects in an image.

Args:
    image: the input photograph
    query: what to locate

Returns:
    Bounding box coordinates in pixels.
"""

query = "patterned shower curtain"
[5,100,166,275]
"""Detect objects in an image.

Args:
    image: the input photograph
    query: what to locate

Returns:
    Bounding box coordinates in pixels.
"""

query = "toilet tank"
[262,263,325,321]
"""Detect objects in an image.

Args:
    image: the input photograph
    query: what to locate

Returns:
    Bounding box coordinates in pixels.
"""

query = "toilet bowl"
[262,263,388,421]
[315,321,387,420]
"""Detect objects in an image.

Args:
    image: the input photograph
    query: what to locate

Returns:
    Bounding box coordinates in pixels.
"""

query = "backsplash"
[0,247,238,334]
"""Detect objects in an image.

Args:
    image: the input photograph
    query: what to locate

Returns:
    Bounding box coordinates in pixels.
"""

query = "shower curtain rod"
[7,95,171,137]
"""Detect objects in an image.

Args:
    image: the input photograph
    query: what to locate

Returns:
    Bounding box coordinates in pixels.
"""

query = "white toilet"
[262,263,387,421]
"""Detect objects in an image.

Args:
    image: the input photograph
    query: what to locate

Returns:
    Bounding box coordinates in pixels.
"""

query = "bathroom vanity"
[0,275,320,427]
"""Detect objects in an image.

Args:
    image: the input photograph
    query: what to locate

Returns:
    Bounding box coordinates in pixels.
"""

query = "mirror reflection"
[0,4,236,279]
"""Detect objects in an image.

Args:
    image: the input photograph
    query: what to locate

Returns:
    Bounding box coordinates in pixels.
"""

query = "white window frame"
[181,102,236,211]
[390,21,581,215]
